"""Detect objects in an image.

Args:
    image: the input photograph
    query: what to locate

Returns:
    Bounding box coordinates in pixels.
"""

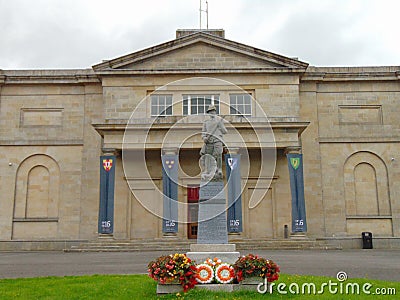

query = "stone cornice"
[93,119,308,150]
[302,66,400,82]
[94,68,307,76]
[1,70,100,84]
[318,137,400,143]
[0,139,84,146]
[0,71,5,85]
[93,119,309,136]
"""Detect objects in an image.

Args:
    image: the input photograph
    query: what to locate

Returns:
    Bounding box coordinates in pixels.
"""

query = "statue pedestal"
[187,243,240,264]
[197,181,228,244]
[187,180,240,264]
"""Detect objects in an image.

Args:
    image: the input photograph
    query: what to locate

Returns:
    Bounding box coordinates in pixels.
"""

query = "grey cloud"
[0,0,196,69]
[269,9,369,66]
[0,0,398,69]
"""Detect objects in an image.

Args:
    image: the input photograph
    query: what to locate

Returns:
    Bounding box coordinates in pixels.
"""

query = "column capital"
[162,147,179,155]
[284,146,302,155]
[227,147,241,155]
[101,148,119,156]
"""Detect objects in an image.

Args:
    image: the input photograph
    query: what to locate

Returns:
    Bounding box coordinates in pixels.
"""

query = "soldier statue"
[200,105,227,180]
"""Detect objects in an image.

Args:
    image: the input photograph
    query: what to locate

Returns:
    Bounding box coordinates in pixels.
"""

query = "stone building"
[0,29,399,250]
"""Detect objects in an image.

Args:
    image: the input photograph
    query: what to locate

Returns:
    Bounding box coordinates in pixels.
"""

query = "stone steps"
[235,239,340,250]
[64,238,340,252]
[65,240,192,252]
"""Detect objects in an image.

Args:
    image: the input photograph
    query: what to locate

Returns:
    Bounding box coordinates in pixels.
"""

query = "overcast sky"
[1,0,399,69]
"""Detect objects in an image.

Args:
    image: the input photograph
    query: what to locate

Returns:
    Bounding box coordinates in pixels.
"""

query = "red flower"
[148,254,198,292]
[236,270,243,281]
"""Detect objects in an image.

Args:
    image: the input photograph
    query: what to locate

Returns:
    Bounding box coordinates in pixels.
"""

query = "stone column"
[98,148,117,238]
[285,147,308,238]
[226,147,243,237]
[162,147,179,237]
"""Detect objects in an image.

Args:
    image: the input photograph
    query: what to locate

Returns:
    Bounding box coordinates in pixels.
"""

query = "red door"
[187,186,199,239]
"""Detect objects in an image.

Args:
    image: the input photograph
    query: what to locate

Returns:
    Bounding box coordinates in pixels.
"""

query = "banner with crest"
[287,153,307,232]
[162,154,179,233]
[225,154,243,232]
[99,155,116,234]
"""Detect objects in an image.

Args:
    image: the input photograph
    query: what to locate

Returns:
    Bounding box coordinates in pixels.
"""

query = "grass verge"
[0,274,398,299]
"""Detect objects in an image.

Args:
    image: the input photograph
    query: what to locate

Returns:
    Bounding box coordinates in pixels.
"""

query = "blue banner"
[287,153,307,232]
[225,154,243,233]
[162,154,178,233]
[99,155,116,234]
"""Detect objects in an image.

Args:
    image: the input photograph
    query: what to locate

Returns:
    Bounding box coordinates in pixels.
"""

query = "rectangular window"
[151,95,173,116]
[229,94,252,116]
[182,95,219,115]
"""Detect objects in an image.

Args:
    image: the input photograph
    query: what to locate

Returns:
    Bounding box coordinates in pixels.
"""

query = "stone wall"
[301,70,400,238]
[0,72,103,241]
[0,46,399,249]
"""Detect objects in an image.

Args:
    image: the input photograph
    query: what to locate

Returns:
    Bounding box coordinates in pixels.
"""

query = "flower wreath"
[196,264,214,284]
[215,263,235,284]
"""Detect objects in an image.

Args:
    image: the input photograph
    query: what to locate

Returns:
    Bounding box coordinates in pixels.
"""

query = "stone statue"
[200,105,227,180]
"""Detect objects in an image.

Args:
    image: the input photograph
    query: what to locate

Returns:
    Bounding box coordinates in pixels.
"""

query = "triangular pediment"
[93,32,308,73]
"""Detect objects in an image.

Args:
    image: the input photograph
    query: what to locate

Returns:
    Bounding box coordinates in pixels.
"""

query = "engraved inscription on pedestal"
[197,181,228,244]
[200,181,225,199]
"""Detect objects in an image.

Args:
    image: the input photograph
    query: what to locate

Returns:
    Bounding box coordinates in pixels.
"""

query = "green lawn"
[0,274,397,299]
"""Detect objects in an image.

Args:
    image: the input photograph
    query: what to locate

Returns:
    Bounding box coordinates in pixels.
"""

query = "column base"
[228,232,243,241]
[98,233,113,240]
[163,232,178,238]
[290,232,307,239]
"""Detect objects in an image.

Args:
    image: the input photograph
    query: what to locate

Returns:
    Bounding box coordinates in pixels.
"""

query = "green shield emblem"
[290,157,300,170]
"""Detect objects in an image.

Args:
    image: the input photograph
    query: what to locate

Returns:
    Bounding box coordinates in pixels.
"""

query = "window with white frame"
[151,95,173,116]
[229,93,252,116]
[182,95,220,115]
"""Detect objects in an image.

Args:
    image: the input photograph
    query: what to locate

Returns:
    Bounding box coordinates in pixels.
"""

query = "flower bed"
[147,253,197,292]
[233,253,280,283]
[148,253,280,293]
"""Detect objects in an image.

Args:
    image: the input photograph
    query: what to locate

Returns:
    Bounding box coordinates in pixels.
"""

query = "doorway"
[187,186,199,239]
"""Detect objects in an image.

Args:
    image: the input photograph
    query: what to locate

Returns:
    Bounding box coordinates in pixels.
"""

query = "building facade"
[0,30,399,249]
